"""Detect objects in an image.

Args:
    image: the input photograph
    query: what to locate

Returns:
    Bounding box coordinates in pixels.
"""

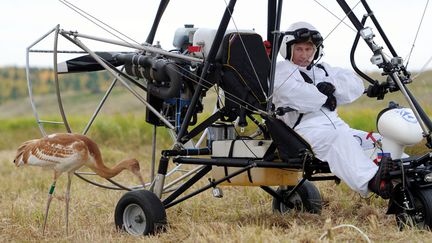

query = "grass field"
[1,78,432,242]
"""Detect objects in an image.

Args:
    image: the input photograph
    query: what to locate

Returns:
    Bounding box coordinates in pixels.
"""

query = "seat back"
[219,32,270,121]
[265,116,313,161]
[217,33,312,162]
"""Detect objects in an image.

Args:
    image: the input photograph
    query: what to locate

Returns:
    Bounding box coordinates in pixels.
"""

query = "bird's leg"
[43,179,57,236]
[65,173,72,236]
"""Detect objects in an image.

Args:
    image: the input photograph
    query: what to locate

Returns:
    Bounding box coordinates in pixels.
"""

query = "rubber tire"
[396,187,432,230]
[272,180,322,214]
[115,190,167,235]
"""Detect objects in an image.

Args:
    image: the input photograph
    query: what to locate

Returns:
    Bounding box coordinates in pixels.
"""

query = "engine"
[115,25,206,129]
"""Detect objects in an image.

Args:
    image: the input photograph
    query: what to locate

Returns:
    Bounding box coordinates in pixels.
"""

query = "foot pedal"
[212,187,223,198]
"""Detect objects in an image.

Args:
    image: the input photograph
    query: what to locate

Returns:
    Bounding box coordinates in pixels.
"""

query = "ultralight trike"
[26,0,432,235]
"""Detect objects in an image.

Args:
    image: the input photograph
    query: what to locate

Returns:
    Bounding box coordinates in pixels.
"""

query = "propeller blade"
[57,52,125,73]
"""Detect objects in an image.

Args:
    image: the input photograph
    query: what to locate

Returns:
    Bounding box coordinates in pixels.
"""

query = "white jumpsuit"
[272,60,378,196]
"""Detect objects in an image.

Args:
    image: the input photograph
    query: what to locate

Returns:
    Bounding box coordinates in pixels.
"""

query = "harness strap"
[299,70,313,84]
[247,167,253,183]
[292,70,313,129]
[228,139,236,157]
[316,64,329,77]
[224,166,231,183]
[224,139,238,183]
[293,64,328,128]
[292,114,304,129]
[263,142,277,160]
[182,109,223,143]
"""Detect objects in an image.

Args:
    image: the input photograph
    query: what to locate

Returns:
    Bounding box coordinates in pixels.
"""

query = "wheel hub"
[135,215,144,224]
[123,203,147,236]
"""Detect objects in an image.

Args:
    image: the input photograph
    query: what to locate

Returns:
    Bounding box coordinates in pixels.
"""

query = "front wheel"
[272,180,322,214]
[395,187,432,230]
[115,190,167,236]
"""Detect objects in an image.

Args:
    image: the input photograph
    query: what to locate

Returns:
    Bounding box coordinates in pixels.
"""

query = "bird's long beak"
[138,174,146,189]
[13,159,23,167]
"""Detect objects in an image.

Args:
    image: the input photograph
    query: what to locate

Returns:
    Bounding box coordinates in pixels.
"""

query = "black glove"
[323,94,337,111]
[366,80,388,100]
[316,81,336,96]
[316,82,337,111]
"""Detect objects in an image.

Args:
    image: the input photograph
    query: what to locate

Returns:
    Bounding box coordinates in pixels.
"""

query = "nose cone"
[377,108,423,145]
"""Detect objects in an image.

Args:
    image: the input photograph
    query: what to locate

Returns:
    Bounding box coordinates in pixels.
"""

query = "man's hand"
[366,80,388,100]
[316,82,337,111]
[323,94,337,111]
[316,81,335,96]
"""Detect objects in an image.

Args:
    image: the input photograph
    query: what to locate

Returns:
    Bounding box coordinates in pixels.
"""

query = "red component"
[188,45,202,53]
[366,131,377,143]
[263,40,272,56]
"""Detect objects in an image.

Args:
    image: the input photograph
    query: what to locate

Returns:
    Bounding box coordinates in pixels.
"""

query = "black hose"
[147,62,182,99]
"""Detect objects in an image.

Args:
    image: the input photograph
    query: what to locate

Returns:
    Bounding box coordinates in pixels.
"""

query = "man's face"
[291,42,315,67]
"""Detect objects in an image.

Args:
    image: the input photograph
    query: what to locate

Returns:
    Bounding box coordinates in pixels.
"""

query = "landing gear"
[115,190,167,235]
[272,180,322,214]
[394,187,432,230]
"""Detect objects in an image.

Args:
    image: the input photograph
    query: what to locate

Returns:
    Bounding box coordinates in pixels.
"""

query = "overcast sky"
[1,0,431,72]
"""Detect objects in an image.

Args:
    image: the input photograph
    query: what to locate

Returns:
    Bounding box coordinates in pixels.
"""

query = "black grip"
[276,106,295,116]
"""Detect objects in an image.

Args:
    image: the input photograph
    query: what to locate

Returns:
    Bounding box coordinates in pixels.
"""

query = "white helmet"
[279,21,324,61]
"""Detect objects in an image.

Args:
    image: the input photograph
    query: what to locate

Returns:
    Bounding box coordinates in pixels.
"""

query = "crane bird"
[13,133,146,235]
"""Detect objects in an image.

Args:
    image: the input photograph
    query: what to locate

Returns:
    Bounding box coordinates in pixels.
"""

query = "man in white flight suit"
[273,21,392,199]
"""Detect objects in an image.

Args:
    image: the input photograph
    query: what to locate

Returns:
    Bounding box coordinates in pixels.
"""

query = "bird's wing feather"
[23,134,89,172]
[14,139,38,165]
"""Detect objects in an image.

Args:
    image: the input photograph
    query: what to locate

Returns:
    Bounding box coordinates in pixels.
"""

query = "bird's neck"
[90,158,130,179]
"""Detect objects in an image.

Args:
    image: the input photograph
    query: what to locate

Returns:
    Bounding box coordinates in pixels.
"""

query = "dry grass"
[2,78,432,241]
[2,144,432,242]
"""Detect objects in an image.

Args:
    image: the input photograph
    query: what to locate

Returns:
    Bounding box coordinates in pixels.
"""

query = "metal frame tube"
[176,0,238,144]
[266,0,283,111]
[360,0,398,57]
[388,72,430,134]
[336,0,431,137]
[350,15,375,84]
[59,30,203,63]
[146,0,170,44]
[26,25,60,136]
[82,77,118,135]
[26,27,208,193]
[163,165,206,191]
[275,0,283,31]
[150,125,157,182]
[163,165,255,209]
[67,36,175,130]
[162,165,212,208]
[174,157,304,169]
[260,185,294,208]
[267,0,277,43]
[53,26,72,133]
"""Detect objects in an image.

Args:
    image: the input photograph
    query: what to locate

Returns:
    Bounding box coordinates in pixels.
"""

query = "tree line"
[0,66,114,104]
[1,66,430,106]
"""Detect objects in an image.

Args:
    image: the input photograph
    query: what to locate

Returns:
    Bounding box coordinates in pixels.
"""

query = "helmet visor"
[284,28,323,46]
